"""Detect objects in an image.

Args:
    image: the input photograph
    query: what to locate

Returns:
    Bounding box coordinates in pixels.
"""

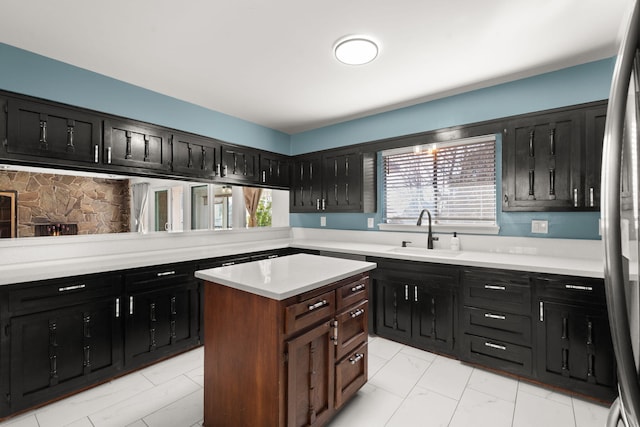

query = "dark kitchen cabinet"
[123,263,200,368]
[220,144,259,183]
[171,131,221,179]
[372,258,458,355]
[2,96,102,167]
[459,268,533,376]
[502,100,607,211]
[290,150,376,213]
[259,152,290,188]
[103,118,171,172]
[6,273,122,413]
[536,274,616,401]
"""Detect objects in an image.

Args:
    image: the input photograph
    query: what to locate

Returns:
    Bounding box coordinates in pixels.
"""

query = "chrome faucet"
[416,208,438,249]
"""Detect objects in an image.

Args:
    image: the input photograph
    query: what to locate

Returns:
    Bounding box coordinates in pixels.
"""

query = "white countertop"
[195,253,377,300]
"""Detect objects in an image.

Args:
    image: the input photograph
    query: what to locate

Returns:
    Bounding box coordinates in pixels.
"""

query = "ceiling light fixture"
[334,36,379,65]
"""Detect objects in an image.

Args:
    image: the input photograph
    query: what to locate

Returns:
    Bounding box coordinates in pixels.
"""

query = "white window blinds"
[383,136,496,225]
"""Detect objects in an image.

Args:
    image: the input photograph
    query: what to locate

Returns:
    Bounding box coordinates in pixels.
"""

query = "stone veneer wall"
[0,171,130,237]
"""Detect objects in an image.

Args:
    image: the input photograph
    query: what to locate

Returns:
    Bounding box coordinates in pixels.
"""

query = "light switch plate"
[531,220,548,234]
[367,218,374,228]
[320,216,326,227]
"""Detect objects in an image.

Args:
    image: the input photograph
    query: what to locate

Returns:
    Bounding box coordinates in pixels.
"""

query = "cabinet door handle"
[484,313,506,320]
[565,284,593,291]
[94,144,99,163]
[107,146,112,164]
[308,300,328,311]
[39,117,48,149]
[129,296,134,315]
[322,198,326,210]
[573,188,579,207]
[156,270,176,277]
[404,284,409,301]
[115,298,120,318]
[351,283,365,293]
[589,187,595,207]
[414,286,418,302]
[350,308,365,318]
[316,198,321,210]
[484,342,507,351]
[331,320,338,346]
[349,353,364,364]
[539,301,544,322]
[58,284,86,292]
[484,284,506,291]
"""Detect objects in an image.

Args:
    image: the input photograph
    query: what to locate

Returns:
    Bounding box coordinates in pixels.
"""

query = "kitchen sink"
[387,247,462,257]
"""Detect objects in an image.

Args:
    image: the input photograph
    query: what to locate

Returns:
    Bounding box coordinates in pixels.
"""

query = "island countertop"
[194,253,377,300]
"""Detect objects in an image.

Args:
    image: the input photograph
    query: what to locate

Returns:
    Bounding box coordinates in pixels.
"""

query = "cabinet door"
[287,322,334,427]
[259,153,290,188]
[322,152,362,212]
[412,284,455,353]
[503,111,581,210]
[584,105,606,209]
[291,155,323,212]
[103,118,171,171]
[220,145,258,183]
[5,97,101,165]
[124,281,198,366]
[9,298,121,410]
[373,279,412,342]
[172,132,221,178]
[537,300,616,400]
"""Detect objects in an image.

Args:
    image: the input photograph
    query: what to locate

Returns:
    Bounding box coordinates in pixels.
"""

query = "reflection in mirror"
[191,185,208,230]
[0,190,17,238]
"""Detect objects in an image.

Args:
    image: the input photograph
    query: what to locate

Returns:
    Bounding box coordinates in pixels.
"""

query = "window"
[383,135,496,227]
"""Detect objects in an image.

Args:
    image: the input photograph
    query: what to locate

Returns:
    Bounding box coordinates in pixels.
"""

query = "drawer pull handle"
[484,284,506,291]
[350,308,365,318]
[157,270,176,277]
[308,300,328,311]
[484,313,506,320]
[565,284,593,291]
[351,283,366,293]
[349,353,364,364]
[58,284,86,292]
[222,261,235,267]
[485,342,507,351]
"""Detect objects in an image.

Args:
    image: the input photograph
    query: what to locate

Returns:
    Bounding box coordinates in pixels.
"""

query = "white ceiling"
[0,0,634,134]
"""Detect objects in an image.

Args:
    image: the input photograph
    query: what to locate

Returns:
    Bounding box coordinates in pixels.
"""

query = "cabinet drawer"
[125,264,195,291]
[461,306,531,346]
[536,275,606,303]
[462,334,532,376]
[9,273,121,316]
[336,275,368,310]
[335,341,367,409]
[285,290,335,335]
[463,271,531,314]
[335,300,368,360]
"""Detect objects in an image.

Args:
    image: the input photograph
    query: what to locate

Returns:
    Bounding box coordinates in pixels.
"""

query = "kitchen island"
[195,253,377,427]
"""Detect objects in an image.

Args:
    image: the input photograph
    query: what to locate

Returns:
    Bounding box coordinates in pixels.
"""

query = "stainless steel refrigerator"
[602,1,640,426]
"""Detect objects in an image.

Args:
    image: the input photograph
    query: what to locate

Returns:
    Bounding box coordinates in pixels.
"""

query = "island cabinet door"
[287,321,335,427]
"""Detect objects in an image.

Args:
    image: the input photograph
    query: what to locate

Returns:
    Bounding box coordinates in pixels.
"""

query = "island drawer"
[461,306,531,346]
[336,275,368,310]
[335,341,368,409]
[335,300,368,360]
[461,334,532,376]
[285,289,336,334]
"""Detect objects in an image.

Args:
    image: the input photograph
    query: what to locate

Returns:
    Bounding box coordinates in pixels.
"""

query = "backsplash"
[0,170,130,237]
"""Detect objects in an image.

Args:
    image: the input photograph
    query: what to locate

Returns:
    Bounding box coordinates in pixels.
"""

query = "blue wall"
[0,42,612,239]
[290,59,615,240]
[0,43,290,154]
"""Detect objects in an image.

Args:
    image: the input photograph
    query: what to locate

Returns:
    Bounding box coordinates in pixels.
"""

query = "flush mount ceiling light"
[334,36,379,65]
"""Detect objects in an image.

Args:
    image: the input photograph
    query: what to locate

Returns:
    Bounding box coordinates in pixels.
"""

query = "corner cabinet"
[502,100,607,211]
[371,257,458,356]
[201,271,369,427]
[1,96,102,167]
[5,273,123,414]
[290,149,376,213]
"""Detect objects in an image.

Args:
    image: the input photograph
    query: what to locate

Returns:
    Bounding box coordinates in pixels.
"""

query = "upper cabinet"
[1,97,102,167]
[171,131,221,179]
[103,118,171,172]
[290,149,376,213]
[219,145,259,184]
[259,152,290,189]
[502,101,607,211]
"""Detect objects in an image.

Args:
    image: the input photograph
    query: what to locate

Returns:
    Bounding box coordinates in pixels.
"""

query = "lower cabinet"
[6,273,123,414]
[123,263,200,368]
[371,258,458,356]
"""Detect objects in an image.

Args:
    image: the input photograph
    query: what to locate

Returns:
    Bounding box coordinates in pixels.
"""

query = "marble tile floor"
[0,336,611,427]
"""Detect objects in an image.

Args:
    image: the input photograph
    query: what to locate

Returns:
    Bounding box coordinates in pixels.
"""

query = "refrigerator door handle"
[602,1,640,425]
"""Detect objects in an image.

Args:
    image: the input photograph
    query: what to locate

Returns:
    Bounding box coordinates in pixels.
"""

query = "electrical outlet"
[531,220,548,234]
[367,218,374,228]
[320,216,326,227]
